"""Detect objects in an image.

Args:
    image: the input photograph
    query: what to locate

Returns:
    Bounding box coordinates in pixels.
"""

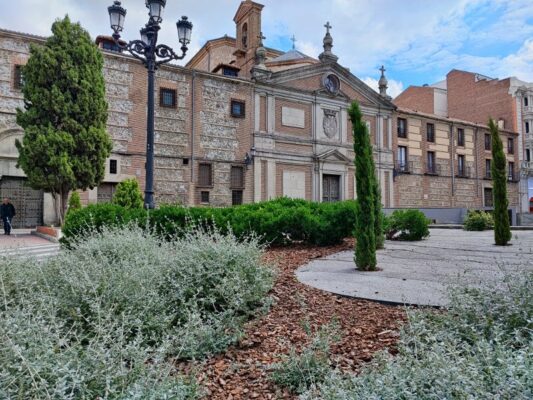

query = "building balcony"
[524,105,533,114]
[508,172,520,183]
[424,164,441,176]
[394,161,415,175]
[484,170,492,180]
[456,166,471,178]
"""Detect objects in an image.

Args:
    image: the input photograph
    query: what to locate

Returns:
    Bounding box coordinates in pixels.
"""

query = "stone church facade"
[0,0,520,227]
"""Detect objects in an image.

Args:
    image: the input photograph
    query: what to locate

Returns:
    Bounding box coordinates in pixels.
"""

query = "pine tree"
[113,179,144,209]
[349,101,377,271]
[489,119,511,245]
[16,16,112,225]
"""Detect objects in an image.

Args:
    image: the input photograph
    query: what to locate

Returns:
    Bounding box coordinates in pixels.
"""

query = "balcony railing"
[508,172,520,183]
[425,164,441,175]
[522,161,533,171]
[484,170,492,180]
[395,161,414,174]
[456,166,471,178]
[524,105,533,114]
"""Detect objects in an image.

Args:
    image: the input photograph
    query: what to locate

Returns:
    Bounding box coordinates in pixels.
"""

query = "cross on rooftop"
[324,21,332,34]
[291,34,297,50]
[258,32,266,42]
[380,65,386,76]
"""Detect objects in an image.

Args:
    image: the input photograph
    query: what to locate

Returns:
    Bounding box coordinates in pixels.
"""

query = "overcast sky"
[1,0,532,98]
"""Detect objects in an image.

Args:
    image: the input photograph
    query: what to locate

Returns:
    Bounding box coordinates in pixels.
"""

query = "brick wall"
[394,86,435,114]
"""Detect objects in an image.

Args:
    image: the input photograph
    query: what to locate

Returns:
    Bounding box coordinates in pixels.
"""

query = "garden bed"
[182,239,406,400]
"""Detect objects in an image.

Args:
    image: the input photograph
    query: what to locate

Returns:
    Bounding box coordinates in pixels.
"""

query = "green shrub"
[464,210,494,231]
[67,191,81,214]
[1,225,274,397]
[385,209,430,241]
[271,323,339,394]
[62,198,358,247]
[301,272,533,400]
[112,178,144,209]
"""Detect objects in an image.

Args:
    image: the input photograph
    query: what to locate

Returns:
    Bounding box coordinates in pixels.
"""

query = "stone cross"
[380,65,386,76]
[324,21,332,34]
[258,32,266,43]
[291,34,297,50]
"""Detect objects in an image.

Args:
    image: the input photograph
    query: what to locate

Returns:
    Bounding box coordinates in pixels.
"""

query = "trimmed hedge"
[384,209,430,241]
[464,210,494,231]
[62,198,358,247]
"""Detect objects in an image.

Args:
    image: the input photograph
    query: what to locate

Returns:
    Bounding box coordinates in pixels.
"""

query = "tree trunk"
[58,190,69,226]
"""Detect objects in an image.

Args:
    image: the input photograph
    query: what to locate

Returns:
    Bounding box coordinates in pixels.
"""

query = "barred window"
[160,88,177,108]
[457,128,465,147]
[14,65,24,89]
[484,188,493,207]
[426,123,435,142]
[232,190,243,206]
[198,163,212,187]
[230,166,244,189]
[200,191,210,204]
[110,159,118,174]
[484,134,491,151]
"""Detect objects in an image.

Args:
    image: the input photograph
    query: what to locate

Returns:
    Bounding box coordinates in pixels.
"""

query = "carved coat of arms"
[323,110,338,138]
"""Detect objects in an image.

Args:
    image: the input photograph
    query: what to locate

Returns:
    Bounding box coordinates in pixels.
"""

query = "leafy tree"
[489,119,511,245]
[16,16,112,225]
[349,101,376,271]
[67,191,82,214]
[113,179,144,209]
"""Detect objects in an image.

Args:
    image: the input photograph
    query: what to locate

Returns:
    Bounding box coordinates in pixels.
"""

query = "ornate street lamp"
[107,0,193,209]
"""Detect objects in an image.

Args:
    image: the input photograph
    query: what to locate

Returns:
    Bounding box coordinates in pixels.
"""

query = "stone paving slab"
[0,232,55,250]
[296,229,533,307]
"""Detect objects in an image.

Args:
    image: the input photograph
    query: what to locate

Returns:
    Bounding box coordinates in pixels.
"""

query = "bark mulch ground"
[185,239,407,399]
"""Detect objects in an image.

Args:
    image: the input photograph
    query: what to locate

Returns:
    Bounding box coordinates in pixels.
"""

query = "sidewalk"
[296,229,533,307]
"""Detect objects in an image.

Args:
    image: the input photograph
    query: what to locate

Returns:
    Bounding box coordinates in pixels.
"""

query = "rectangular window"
[527,149,531,162]
[458,155,466,177]
[526,122,530,134]
[507,138,514,154]
[457,128,465,147]
[426,123,435,142]
[223,67,239,77]
[427,151,436,174]
[397,146,408,172]
[525,97,529,107]
[485,159,491,179]
[198,163,213,187]
[160,88,177,108]
[14,65,23,90]
[232,190,243,206]
[109,159,118,175]
[508,162,515,181]
[200,191,210,204]
[230,166,244,189]
[484,188,493,207]
[397,118,407,138]
[231,100,245,118]
[484,134,491,151]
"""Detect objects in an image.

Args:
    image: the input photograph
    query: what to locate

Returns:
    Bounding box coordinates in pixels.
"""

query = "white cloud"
[361,77,404,99]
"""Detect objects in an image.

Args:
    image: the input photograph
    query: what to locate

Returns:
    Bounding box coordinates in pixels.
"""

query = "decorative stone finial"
[319,21,338,63]
[252,31,271,80]
[378,65,391,99]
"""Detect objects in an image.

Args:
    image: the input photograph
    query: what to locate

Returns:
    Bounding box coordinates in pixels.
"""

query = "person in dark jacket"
[1,198,16,235]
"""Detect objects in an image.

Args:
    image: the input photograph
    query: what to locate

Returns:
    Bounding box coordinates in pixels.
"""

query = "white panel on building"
[281,107,305,128]
[283,171,306,199]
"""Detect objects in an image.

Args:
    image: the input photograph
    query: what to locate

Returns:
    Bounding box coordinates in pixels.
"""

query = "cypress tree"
[16,16,112,225]
[349,101,377,271]
[372,158,385,249]
[489,119,511,245]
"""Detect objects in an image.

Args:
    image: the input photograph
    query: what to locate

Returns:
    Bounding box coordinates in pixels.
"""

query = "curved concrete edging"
[296,229,533,307]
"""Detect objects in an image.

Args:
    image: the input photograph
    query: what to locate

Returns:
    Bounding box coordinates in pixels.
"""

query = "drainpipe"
[474,127,480,204]
[190,70,196,184]
[450,122,455,203]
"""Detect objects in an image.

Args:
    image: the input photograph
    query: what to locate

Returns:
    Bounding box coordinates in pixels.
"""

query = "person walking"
[1,198,16,235]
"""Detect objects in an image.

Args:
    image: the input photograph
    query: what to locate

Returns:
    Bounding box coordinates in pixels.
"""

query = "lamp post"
[107,0,192,209]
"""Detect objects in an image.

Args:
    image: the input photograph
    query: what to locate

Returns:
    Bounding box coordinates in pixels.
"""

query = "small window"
[14,65,24,90]
[427,151,436,174]
[525,97,529,107]
[508,162,515,181]
[160,88,177,108]
[232,190,243,206]
[485,159,492,179]
[397,118,407,138]
[397,146,408,172]
[527,149,531,162]
[484,188,493,207]
[198,163,213,187]
[242,23,248,49]
[200,191,210,204]
[484,134,491,151]
[110,159,118,175]
[426,123,435,142]
[231,100,245,118]
[183,158,189,166]
[230,166,244,189]
[457,128,465,147]
[223,67,239,77]
[458,155,466,177]
[526,122,530,134]
[507,138,514,154]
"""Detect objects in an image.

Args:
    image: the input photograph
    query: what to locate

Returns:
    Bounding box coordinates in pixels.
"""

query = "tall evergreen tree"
[16,16,112,225]
[349,101,377,271]
[372,158,385,250]
[489,119,511,245]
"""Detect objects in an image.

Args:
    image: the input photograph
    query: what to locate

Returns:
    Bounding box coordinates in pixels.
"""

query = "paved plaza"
[297,229,533,307]
[0,230,60,261]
